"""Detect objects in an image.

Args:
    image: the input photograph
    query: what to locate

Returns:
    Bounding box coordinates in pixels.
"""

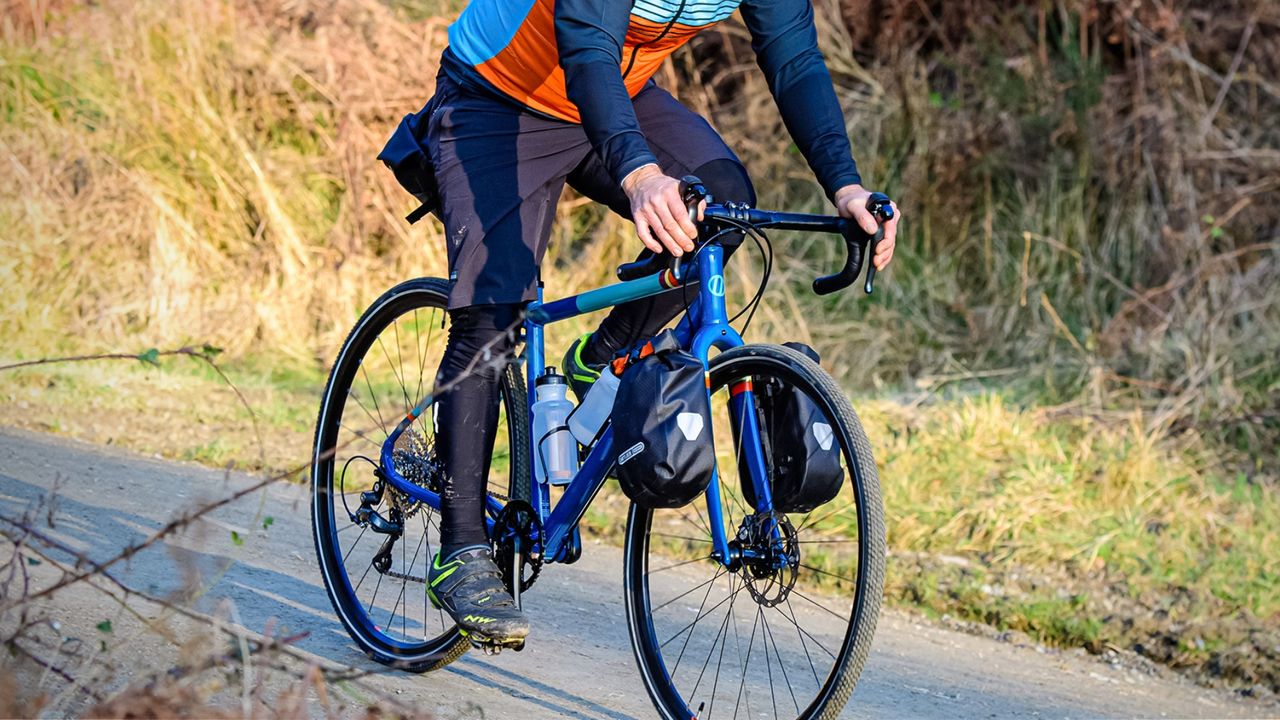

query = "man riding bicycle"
[384,0,902,647]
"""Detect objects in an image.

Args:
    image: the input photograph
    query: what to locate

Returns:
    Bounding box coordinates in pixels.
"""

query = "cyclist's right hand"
[621,164,702,257]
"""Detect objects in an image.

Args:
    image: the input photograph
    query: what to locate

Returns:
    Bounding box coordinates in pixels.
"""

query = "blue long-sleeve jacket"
[442,0,862,195]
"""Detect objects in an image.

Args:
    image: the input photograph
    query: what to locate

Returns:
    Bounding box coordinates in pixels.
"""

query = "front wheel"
[624,343,886,719]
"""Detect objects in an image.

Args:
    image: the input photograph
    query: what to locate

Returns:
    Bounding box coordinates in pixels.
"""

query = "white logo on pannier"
[619,441,645,465]
[812,422,834,451]
[676,413,704,442]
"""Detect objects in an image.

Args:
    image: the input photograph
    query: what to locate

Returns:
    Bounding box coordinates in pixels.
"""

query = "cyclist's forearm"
[741,0,862,199]
[770,61,863,196]
[556,0,659,185]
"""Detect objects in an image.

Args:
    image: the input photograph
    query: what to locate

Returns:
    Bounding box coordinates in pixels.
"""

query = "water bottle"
[531,367,578,485]
[568,367,620,445]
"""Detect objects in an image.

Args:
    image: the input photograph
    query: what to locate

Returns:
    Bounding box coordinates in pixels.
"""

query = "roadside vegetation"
[1,0,1276,699]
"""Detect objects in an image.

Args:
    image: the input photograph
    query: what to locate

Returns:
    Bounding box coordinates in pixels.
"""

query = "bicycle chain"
[384,568,427,583]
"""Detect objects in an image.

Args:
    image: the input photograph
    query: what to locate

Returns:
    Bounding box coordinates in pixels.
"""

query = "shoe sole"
[429,588,528,650]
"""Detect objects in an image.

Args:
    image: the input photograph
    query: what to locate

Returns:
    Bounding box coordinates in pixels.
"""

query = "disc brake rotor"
[735,512,800,607]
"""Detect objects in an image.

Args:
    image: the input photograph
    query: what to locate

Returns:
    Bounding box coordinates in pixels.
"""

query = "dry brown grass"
[1,0,453,361]
[671,0,1280,472]
[2,0,1276,469]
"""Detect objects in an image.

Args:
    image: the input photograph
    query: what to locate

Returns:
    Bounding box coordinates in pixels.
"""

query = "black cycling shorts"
[424,72,742,309]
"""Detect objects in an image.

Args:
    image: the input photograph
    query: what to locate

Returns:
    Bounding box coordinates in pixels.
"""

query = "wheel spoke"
[670,568,728,676]
[704,574,742,719]
[651,532,712,544]
[798,504,853,534]
[760,605,778,719]
[356,365,388,435]
[799,562,857,586]
[345,388,384,435]
[339,422,382,449]
[777,599,837,661]
[731,603,762,719]
[663,579,734,651]
[679,507,714,540]
[392,320,410,413]
[368,567,384,616]
[691,574,740,705]
[648,555,713,575]
[761,608,800,714]
[376,330,411,416]
[342,524,369,566]
[790,586,853,624]
[653,571,724,615]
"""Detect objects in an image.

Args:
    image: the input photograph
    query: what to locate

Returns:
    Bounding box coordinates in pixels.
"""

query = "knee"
[443,303,523,377]
[692,158,756,208]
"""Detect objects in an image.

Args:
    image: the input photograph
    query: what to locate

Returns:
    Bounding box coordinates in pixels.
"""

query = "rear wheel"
[624,343,886,718]
[310,278,530,672]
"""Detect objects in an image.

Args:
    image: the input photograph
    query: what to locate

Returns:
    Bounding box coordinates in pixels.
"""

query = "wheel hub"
[729,512,800,607]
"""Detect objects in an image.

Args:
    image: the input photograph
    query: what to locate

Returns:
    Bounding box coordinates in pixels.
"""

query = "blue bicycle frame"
[373,240,769,569]
[372,200,874,573]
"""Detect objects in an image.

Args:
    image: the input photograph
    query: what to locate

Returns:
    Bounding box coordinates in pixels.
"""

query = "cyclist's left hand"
[834,184,900,270]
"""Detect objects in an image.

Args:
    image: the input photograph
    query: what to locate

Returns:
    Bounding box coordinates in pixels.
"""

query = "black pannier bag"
[612,331,716,508]
[738,342,844,513]
[377,100,442,225]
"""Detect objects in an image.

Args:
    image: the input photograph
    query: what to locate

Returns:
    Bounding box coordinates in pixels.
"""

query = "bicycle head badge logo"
[812,422,834,451]
[619,441,645,465]
[707,275,725,297]
[676,412,704,442]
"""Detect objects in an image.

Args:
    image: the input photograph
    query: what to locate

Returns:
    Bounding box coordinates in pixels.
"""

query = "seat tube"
[525,289,550,518]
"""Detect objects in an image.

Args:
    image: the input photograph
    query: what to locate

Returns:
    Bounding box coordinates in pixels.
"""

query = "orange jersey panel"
[466,0,731,122]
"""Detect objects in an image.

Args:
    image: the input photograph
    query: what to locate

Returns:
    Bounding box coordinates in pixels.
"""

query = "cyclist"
[400,0,902,647]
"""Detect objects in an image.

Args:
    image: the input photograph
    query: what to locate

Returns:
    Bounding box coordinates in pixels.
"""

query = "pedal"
[461,630,526,655]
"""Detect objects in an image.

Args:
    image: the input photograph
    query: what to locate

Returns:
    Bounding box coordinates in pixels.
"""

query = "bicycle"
[311,178,891,719]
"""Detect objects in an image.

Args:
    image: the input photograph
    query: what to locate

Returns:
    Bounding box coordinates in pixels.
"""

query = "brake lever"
[861,192,894,294]
[616,176,710,282]
[677,175,711,278]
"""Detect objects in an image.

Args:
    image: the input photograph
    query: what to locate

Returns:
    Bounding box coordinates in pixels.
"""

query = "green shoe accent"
[430,552,462,587]
[563,333,604,402]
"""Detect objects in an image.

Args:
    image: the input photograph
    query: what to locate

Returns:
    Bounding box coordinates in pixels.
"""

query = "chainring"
[491,500,543,594]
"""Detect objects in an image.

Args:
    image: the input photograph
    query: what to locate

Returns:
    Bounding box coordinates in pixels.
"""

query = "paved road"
[0,427,1272,719]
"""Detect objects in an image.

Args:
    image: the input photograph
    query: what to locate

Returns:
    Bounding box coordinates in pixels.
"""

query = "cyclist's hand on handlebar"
[622,164,705,257]
[834,184,900,270]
